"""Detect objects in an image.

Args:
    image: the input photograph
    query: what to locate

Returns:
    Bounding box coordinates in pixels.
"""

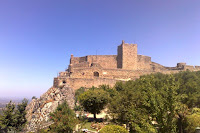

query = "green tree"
[114,81,124,92]
[109,82,156,133]
[99,85,117,98]
[14,98,28,132]
[0,99,28,132]
[100,125,128,133]
[109,74,180,133]
[74,87,86,111]
[0,101,16,132]
[50,101,77,133]
[78,89,109,120]
[32,96,37,100]
[181,108,200,133]
[174,71,200,108]
[75,87,86,97]
[107,71,200,133]
[173,71,200,132]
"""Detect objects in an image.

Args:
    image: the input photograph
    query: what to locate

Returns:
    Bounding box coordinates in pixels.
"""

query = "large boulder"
[25,85,75,132]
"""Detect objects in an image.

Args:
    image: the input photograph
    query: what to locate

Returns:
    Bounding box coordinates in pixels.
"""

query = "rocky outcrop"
[25,85,75,132]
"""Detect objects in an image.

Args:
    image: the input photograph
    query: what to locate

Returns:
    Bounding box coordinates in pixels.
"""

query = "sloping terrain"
[25,85,75,132]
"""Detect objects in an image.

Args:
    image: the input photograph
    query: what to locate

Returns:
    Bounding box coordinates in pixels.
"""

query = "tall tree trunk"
[93,113,96,121]
[178,113,183,133]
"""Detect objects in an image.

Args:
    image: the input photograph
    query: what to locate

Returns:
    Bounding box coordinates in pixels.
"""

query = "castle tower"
[117,40,138,70]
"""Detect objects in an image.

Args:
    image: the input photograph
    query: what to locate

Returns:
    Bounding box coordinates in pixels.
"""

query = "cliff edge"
[25,85,75,132]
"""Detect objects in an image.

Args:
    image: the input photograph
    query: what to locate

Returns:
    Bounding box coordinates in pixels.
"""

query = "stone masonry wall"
[87,55,117,69]
[117,44,123,68]
[54,69,185,90]
[62,67,151,79]
[70,55,117,69]
[137,55,151,70]
[54,77,117,90]
[56,41,200,91]
[122,43,138,70]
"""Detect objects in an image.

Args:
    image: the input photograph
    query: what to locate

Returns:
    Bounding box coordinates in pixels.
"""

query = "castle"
[53,40,200,90]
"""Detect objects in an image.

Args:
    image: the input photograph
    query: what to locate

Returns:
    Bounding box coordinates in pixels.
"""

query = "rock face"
[25,85,75,132]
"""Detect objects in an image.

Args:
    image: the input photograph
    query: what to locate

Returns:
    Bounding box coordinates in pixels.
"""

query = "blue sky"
[0,0,200,98]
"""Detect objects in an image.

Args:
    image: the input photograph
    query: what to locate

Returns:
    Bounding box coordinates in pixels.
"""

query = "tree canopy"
[78,88,109,120]
[108,71,200,133]
[50,101,78,133]
[0,99,28,132]
[100,125,128,133]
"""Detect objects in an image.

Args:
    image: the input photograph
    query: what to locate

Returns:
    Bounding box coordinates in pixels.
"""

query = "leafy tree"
[107,71,200,133]
[32,96,37,100]
[182,108,200,133]
[75,87,86,97]
[99,85,110,91]
[100,125,128,133]
[109,74,180,133]
[78,89,109,120]
[114,81,124,92]
[14,98,28,132]
[74,87,86,111]
[99,85,117,98]
[0,99,28,132]
[174,71,200,108]
[0,101,16,132]
[139,74,179,132]
[50,101,77,133]
[109,80,157,133]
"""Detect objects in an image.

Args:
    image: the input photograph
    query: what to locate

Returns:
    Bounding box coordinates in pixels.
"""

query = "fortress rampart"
[54,40,200,90]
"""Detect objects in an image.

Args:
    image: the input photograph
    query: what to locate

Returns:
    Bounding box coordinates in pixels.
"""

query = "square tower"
[117,40,138,70]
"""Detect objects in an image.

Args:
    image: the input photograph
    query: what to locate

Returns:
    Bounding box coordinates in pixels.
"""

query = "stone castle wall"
[54,77,117,90]
[54,40,200,90]
[121,43,138,70]
[54,68,188,90]
[87,55,117,69]
[70,55,117,69]
[117,44,123,68]
[61,67,154,80]
[137,55,151,70]
[26,40,200,131]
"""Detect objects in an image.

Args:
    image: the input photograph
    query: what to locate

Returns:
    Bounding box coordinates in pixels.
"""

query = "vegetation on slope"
[72,71,200,133]
[1,70,200,133]
[100,125,128,133]
[108,71,200,133]
[49,101,78,133]
[78,88,109,120]
[0,99,28,132]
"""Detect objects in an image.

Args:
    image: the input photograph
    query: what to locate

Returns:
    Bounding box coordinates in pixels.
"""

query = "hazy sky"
[0,0,200,98]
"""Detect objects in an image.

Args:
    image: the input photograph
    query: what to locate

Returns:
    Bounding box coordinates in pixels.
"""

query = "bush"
[184,110,200,133]
[49,101,77,133]
[0,99,28,132]
[100,125,128,133]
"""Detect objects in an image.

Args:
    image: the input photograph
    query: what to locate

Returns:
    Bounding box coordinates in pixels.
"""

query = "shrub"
[100,125,128,133]
[50,101,77,132]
